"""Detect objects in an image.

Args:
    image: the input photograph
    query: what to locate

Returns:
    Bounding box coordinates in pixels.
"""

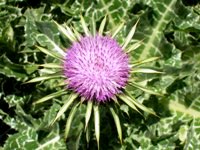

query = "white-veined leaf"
[137,0,177,60]
[36,136,61,150]
[48,37,65,56]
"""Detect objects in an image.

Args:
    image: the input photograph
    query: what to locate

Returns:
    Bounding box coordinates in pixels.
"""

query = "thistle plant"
[27,15,162,148]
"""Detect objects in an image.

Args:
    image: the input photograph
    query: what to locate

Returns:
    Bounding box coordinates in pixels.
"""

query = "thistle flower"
[27,15,162,149]
[64,35,129,102]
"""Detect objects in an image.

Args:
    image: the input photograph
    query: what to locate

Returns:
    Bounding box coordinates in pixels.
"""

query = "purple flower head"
[64,35,129,102]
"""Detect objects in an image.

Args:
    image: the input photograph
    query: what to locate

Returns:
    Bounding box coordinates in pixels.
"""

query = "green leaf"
[36,122,67,150]
[168,99,200,119]
[33,89,66,104]
[93,104,100,150]
[64,102,80,139]
[136,0,177,60]
[35,22,66,56]
[22,8,45,47]
[183,119,200,149]
[94,0,130,28]
[35,136,61,150]
[85,101,93,130]
[110,107,122,143]
[0,55,29,80]
[51,93,78,125]
[38,103,61,128]
[4,127,39,150]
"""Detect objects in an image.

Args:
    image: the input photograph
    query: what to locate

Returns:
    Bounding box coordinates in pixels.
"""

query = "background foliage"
[0,0,200,149]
